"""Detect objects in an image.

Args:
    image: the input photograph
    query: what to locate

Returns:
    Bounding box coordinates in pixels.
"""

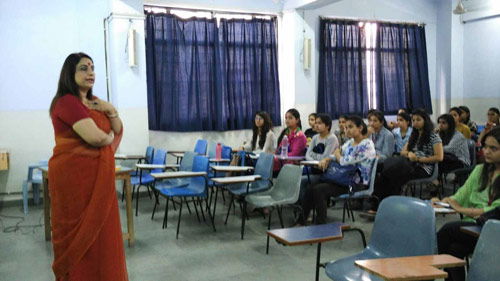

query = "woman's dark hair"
[490,175,500,202]
[458,106,471,123]
[479,127,500,193]
[346,115,368,135]
[488,107,500,124]
[308,113,317,119]
[398,108,410,115]
[50,52,93,114]
[338,115,348,120]
[251,111,273,150]
[397,112,412,127]
[449,107,463,119]
[367,109,389,130]
[277,108,302,145]
[407,109,434,151]
[316,113,332,132]
[438,114,456,146]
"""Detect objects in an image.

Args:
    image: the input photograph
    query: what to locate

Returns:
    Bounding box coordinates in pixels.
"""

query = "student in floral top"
[273,108,307,172]
[297,115,376,225]
[368,109,444,213]
[434,127,500,281]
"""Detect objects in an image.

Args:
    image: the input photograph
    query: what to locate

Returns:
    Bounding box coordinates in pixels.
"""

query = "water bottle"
[281,135,289,158]
[215,143,222,160]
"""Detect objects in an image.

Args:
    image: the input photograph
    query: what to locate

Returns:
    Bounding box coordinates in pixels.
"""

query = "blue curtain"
[145,12,280,131]
[145,13,222,131]
[375,23,432,114]
[218,18,281,130]
[317,19,369,119]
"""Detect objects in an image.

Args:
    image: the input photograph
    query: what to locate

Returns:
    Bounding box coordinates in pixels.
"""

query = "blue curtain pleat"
[317,19,368,119]
[145,13,280,131]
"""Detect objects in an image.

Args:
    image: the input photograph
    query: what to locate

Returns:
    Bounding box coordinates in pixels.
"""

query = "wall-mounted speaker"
[303,38,311,71]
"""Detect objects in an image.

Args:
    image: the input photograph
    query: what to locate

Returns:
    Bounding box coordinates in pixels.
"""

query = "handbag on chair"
[320,161,359,187]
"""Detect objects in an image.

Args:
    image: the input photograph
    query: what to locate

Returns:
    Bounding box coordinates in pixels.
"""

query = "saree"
[48,109,128,280]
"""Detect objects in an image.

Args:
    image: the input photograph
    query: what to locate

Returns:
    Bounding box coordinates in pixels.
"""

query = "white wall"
[0,0,149,195]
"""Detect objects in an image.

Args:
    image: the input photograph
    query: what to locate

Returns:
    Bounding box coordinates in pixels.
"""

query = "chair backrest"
[367,196,436,257]
[252,153,274,190]
[189,155,209,194]
[179,151,196,172]
[467,139,476,166]
[270,165,302,203]
[145,146,154,164]
[207,140,217,158]
[237,151,246,166]
[353,158,378,197]
[194,139,208,155]
[151,149,167,173]
[222,145,232,160]
[430,162,439,180]
[467,220,500,281]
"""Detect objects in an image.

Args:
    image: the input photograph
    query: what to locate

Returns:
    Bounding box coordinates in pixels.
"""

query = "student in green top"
[434,127,500,281]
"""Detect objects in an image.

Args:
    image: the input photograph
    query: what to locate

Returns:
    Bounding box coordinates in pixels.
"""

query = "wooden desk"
[150,171,207,179]
[355,254,466,281]
[460,225,482,238]
[209,158,231,164]
[170,152,185,164]
[267,223,351,281]
[275,155,305,161]
[40,167,136,247]
[136,163,167,169]
[300,160,320,183]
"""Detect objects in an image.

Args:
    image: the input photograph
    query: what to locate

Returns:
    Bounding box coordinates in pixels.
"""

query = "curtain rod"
[320,16,425,26]
[144,4,279,18]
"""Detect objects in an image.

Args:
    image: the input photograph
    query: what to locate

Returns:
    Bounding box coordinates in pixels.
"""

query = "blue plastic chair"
[334,158,378,222]
[131,148,167,216]
[22,160,48,215]
[325,196,437,281]
[224,152,274,239]
[124,146,155,201]
[444,139,476,193]
[406,162,439,198]
[156,155,215,239]
[467,220,500,281]
[194,139,208,155]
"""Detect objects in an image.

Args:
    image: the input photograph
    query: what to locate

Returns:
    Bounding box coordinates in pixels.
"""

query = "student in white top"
[242,111,276,154]
[300,113,339,201]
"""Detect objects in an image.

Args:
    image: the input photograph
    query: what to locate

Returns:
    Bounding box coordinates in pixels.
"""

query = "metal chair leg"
[163,197,170,229]
[266,209,273,254]
[176,200,183,239]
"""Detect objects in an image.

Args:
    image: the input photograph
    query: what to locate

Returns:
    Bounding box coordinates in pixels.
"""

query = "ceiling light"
[453,0,467,15]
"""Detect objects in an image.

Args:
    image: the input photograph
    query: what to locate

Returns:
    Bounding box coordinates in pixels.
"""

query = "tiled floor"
[0,191,457,281]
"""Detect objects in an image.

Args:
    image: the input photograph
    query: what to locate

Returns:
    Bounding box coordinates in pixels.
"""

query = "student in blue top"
[367,110,395,162]
[392,112,413,154]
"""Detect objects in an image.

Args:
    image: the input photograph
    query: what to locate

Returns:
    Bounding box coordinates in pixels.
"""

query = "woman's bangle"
[107,112,119,119]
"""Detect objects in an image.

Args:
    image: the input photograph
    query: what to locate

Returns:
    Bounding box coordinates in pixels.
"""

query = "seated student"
[297,115,376,225]
[334,115,349,146]
[431,114,470,191]
[392,112,413,154]
[300,114,339,199]
[304,113,318,145]
[478,107,500,143]
[367,110,395,162]
[434,127,500,281]
[367,109,444,213]
[458,105,477,137]
[274,108,307,172]
[241,111,276,154]
[388,108,410,129]
[450,107,471,139]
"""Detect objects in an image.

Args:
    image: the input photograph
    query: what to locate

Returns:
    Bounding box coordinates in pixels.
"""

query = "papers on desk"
[300,160,319,165]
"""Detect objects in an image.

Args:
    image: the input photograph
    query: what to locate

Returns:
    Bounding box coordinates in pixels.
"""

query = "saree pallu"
[48,110,128,280]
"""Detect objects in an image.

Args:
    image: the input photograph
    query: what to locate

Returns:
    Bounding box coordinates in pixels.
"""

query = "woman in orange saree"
[48,53,128,280]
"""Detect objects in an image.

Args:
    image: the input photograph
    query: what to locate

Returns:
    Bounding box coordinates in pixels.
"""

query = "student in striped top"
[368,109,443,213]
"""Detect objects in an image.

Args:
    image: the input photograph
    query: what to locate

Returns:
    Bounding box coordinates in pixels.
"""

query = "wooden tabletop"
[210,166,254,172]
[460,225,482,238]
[114,154,145,160]
[170,152,185,158]
[211,175,261,184]
[150,171,206,179]
[355,254,466,281]
[267,222,350,246]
